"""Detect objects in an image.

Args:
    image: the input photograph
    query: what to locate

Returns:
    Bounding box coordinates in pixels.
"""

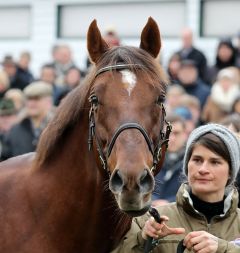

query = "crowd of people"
[0,26,240,252]
[0,44,83,160]
[0,27,124,161]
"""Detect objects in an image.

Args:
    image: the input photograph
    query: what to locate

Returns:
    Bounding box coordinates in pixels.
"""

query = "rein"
[88,63,172,175]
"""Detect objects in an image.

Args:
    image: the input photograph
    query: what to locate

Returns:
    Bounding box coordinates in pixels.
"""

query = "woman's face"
[218,45,233,62]
[188,144,229,202]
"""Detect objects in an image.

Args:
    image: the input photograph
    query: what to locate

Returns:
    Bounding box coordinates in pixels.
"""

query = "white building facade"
[0,0,239,76]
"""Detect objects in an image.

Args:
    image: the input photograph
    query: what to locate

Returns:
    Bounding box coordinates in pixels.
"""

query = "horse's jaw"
[113,191,152,217]
[124,205,151,217]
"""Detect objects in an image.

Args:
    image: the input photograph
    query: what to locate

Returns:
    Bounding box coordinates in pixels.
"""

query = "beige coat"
[112,183,240,253]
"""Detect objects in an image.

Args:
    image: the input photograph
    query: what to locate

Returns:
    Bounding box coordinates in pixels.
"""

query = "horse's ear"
[140,17,161,58]
[87,20,109,64]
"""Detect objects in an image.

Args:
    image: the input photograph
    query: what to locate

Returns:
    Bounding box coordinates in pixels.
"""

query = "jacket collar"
[177,183,239,218]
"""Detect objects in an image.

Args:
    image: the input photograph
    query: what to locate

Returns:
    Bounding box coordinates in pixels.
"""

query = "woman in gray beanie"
[112,124,240,253]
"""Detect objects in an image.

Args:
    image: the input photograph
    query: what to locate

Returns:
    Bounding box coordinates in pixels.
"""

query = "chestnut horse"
[0,18,170,253]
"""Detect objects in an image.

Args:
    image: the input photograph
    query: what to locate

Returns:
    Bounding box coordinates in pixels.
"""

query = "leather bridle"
[88,64,172,175]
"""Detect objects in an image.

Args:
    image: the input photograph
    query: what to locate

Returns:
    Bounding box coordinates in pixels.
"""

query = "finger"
[167,227,185,235]
[195,236,218,252]
[184,231,204,248]
[192,241,205,252]
[142,221,158,239]
[149,217,163,230]
[145,219,159,235]
[159,215,169,222]
[184,231,204,242]
[185,236,201,250]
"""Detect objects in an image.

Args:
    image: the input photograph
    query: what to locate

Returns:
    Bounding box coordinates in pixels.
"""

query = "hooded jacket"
[111,183,240,253]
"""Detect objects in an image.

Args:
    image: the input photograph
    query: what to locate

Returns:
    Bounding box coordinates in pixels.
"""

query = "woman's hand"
[142,215,185,240]
[184,231,218,253]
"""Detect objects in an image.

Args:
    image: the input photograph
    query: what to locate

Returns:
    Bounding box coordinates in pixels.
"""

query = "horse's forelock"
[97,46,168,94]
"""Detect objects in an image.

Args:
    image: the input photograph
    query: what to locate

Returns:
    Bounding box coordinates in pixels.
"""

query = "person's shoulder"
[192,47,206,57]
[9,117,31,132]
[197,79,210,91]
[156,202,178,215]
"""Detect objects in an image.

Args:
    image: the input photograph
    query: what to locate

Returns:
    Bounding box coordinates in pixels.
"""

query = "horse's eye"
[156,96,163,105]
[89,95,99,106]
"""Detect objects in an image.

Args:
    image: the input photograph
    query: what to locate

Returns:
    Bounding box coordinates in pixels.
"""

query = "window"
[0,6,31,39]
[58,1,186,38]
[201,0,240,37]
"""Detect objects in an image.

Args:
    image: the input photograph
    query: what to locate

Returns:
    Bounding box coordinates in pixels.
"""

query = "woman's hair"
[187,133,231,173]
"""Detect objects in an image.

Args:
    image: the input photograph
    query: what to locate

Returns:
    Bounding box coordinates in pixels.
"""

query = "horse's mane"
[34,46,168,168]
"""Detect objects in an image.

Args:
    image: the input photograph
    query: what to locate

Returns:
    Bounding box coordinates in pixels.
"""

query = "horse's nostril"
[139,169,154,193]
[109,170,124,193]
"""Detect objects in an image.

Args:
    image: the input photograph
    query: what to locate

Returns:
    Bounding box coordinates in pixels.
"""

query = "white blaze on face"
[120,70,137,96]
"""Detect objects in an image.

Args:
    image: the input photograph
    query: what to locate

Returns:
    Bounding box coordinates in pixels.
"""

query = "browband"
[95,64,144,77]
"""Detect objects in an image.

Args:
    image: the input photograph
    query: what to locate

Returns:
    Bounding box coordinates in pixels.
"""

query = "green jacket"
[112,183,240,253]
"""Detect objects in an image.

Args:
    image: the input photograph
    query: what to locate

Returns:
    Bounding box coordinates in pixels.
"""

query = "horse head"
[87,17,169,217]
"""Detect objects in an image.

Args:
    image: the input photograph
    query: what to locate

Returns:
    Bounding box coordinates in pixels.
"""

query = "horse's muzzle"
[109,168,154,215]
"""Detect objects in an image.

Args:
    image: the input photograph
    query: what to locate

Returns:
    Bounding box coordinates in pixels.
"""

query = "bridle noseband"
[88,64,172,175]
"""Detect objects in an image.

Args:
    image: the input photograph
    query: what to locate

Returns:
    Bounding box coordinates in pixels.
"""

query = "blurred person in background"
[103,26,121,47]
[1,81,54,159]
[40,64,66,106]
[0,98,18,134]
[4,88,25,119]
[202,67,240,123]
[179,94,201,127]
[232,95,240,114]
[166,53,181,84]
[0,98,18,161]
[208,38,237,84]
[220,113,240,208]
[0,70,10,98]
[177,60,210,109]
[220,113,240,134]
[86,26,121,70]
[17,51,34,86]
[164,84,185,115]
[236,31,240,68]
[49,45,76,86]
[2,55,31,90]
[152,114,188,206]
[176,28,208,83]
[173,106,196,136]
[64,66,82,90]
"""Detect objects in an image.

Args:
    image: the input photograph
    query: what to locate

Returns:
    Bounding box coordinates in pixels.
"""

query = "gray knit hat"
[183,123,240,185]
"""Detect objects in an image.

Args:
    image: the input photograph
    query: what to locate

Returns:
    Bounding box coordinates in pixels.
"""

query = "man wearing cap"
[1,81,54,159]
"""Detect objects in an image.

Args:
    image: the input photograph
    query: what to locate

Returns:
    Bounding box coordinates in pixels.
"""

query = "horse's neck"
[36,122,131,251]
